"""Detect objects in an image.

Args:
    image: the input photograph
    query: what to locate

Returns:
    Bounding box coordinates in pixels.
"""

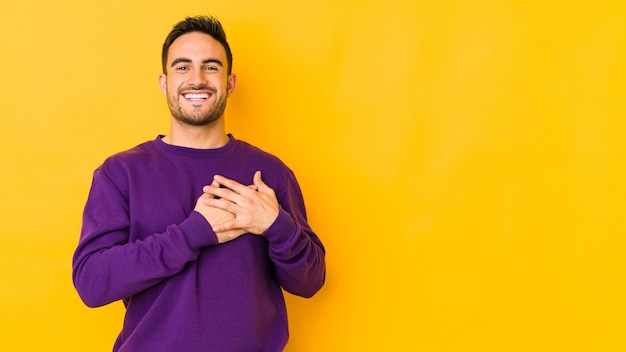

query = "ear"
[158,74,167,96]
[227,74,237,96]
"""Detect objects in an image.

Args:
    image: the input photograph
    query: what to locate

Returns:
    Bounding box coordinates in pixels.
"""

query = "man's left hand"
[202,171,279,235]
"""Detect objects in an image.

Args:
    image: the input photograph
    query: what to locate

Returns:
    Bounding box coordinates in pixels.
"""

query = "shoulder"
[231,138,301,197]
[96,139,159,176]
[233,139,290,171]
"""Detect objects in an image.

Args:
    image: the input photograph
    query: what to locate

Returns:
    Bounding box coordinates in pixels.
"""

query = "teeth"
[184,93,209,100]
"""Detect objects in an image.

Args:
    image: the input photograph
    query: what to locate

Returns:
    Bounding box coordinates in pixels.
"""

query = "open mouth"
[183,92,211,101]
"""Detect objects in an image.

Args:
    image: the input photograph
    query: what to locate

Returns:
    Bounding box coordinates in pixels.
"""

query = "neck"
[163,118,229,149]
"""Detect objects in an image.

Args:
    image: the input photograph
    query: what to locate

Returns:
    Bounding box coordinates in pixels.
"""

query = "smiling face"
[159,31,236,127]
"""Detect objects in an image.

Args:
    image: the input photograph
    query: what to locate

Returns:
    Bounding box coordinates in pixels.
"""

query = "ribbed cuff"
[263,208,297,247]
[178,211,219,250]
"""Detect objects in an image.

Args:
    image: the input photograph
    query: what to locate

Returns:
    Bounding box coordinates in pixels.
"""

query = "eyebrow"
[170,57,224,68]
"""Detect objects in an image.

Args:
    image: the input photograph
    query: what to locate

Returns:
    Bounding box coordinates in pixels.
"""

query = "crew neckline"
[153,133,238,158]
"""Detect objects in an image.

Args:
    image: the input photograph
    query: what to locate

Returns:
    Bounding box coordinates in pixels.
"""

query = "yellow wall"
[2,1,626,351]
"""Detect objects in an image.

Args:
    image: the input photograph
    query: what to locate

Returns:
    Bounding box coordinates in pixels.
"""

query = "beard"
[166,86,227,127]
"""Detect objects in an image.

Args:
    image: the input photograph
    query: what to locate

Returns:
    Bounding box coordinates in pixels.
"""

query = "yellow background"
[1,1,625,351]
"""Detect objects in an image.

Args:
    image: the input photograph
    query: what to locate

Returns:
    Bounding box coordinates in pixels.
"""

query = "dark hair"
[161,15,233,75]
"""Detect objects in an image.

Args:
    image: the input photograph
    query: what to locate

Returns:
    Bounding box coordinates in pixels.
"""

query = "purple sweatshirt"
[72,135,326,352]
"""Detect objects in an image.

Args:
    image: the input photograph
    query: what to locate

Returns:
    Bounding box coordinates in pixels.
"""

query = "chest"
[123,157,264,240]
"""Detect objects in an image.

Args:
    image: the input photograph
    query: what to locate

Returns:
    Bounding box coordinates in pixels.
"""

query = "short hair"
[161,15,233,75]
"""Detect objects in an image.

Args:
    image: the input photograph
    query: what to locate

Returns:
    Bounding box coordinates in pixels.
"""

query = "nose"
[188,68,207,87]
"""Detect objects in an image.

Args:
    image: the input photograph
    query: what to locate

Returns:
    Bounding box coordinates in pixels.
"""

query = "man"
[72,16,326,352]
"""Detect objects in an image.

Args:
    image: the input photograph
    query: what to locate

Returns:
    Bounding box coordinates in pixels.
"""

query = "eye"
[174,66,189,71]
[204,66,219,71]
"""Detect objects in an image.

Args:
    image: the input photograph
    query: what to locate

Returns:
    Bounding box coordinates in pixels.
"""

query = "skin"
[159,31,235,149]
[159,31,279,243]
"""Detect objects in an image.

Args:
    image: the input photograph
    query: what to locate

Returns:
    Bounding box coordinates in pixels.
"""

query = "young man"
[72,16,326,351]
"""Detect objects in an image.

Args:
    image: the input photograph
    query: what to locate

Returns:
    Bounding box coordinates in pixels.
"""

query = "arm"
[203,171,326,297]
[72,168,222,308]
[264,207,326,298]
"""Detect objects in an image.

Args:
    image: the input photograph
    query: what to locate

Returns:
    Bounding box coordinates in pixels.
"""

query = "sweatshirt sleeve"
[72,167,218,308]
[263,171,326,298]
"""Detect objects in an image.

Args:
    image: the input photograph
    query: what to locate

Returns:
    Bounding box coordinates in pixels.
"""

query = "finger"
[253,170,262,185]
[202,180,221,193]
[253,170,274,194]
[203,195,238,211]
[213,175,255,196]
[253,171,267,190]
[212,219,239,233]
[205,185,245,204]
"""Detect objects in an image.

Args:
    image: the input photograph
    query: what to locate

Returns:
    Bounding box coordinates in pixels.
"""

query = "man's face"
[159,32,235,127]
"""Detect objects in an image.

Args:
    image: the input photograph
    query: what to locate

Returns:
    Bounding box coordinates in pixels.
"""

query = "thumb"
[253,170,270,191]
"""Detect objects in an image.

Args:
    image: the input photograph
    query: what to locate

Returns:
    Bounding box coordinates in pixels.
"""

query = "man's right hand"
[194,188,247,244]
